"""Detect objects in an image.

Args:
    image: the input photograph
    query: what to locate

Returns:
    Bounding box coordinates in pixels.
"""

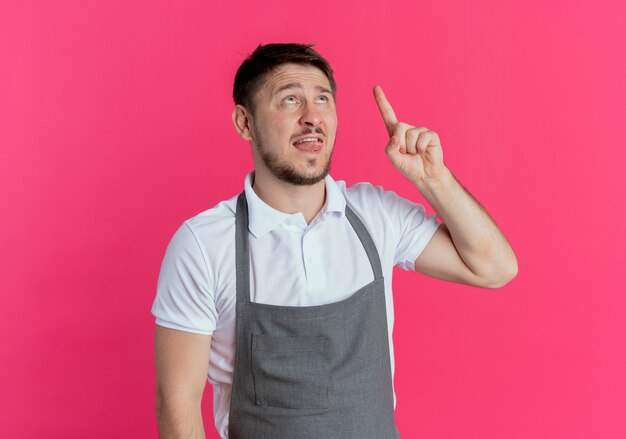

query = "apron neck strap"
[235,192,251,305]
[344,203,384,281]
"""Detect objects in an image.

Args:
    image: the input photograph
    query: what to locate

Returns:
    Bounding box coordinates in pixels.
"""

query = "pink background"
[1,0,625,437]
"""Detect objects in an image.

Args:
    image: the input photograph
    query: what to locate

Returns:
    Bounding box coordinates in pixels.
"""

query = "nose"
[299,101,322,127]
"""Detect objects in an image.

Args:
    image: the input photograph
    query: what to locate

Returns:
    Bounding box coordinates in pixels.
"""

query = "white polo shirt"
[152,171,441,438]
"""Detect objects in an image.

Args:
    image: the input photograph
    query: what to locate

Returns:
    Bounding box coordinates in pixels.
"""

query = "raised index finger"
[373,85,398,136]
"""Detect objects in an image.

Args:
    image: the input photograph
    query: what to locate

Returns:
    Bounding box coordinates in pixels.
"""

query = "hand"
[373,85,448,187]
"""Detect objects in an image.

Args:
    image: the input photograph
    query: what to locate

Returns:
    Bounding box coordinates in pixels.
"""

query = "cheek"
[256,118,290,140]
[325,110,338,127]
[271,115,296,132]
[326,117,338,135]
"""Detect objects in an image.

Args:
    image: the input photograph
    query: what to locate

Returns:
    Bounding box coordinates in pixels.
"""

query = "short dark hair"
[233,43,337,114]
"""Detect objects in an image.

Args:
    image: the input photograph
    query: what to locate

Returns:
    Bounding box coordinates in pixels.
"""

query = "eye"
[316,95,329,103]
[282,95,298,104]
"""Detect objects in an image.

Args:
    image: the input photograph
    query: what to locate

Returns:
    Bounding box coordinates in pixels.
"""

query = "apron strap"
[235,192,251,304]
[235,191,383,304]
[344,204,384,281]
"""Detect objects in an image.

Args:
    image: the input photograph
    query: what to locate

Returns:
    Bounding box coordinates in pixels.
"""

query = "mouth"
[292,136,324,153]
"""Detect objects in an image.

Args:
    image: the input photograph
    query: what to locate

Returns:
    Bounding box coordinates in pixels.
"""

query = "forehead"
[262,63,331,95]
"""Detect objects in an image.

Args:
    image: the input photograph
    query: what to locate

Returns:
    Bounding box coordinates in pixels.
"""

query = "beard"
[254,128,334,186]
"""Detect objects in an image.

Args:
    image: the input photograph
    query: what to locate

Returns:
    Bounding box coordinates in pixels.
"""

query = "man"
[152,43,518,439]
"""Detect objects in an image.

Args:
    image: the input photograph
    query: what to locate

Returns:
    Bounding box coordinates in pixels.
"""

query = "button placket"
[304,228,323,290]
[301,232,310,281]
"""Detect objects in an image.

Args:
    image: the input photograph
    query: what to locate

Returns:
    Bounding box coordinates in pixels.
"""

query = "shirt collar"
[243,171,346,239]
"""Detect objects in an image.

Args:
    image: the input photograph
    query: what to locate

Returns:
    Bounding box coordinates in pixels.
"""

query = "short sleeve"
[378,188,442,271]
[151,222,218,335]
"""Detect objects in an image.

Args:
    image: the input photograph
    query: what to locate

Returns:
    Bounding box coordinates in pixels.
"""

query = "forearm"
[156,396,206,439]
[416,167,518,285]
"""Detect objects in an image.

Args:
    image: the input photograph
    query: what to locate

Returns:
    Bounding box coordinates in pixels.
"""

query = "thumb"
[385,135,403,165]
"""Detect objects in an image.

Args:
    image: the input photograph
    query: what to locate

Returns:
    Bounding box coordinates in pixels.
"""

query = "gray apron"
[228,192,401,439]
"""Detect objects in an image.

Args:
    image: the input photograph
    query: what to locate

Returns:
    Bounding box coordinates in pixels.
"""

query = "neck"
[251,169,326,224]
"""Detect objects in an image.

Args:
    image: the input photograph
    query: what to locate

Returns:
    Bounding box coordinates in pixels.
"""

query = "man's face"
[246,63,338,186]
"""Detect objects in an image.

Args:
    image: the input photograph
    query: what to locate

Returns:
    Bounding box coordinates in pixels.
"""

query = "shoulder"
[336,179,380,202]
[334,178,437,240]
[163,193,240,269]
[334,179,403,240]
[336,179,407,216]
[183,193,239,240]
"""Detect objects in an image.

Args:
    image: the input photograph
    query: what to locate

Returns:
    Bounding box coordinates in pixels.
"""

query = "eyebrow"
[273,82,332,96]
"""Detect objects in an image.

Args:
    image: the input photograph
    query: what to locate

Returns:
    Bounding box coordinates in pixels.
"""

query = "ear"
[232,105,254,141]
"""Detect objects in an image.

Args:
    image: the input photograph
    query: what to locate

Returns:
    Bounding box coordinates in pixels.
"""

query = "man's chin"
[278,171,327,186]
[258,149,332,186]
[273,164,330,186]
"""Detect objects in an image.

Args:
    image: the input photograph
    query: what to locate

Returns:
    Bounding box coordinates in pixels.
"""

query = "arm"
[413,169,518,288]
[373,85,518,288]
[155,325,211,439]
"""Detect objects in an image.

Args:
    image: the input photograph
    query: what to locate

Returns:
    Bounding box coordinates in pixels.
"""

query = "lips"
[292,136,324,152]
